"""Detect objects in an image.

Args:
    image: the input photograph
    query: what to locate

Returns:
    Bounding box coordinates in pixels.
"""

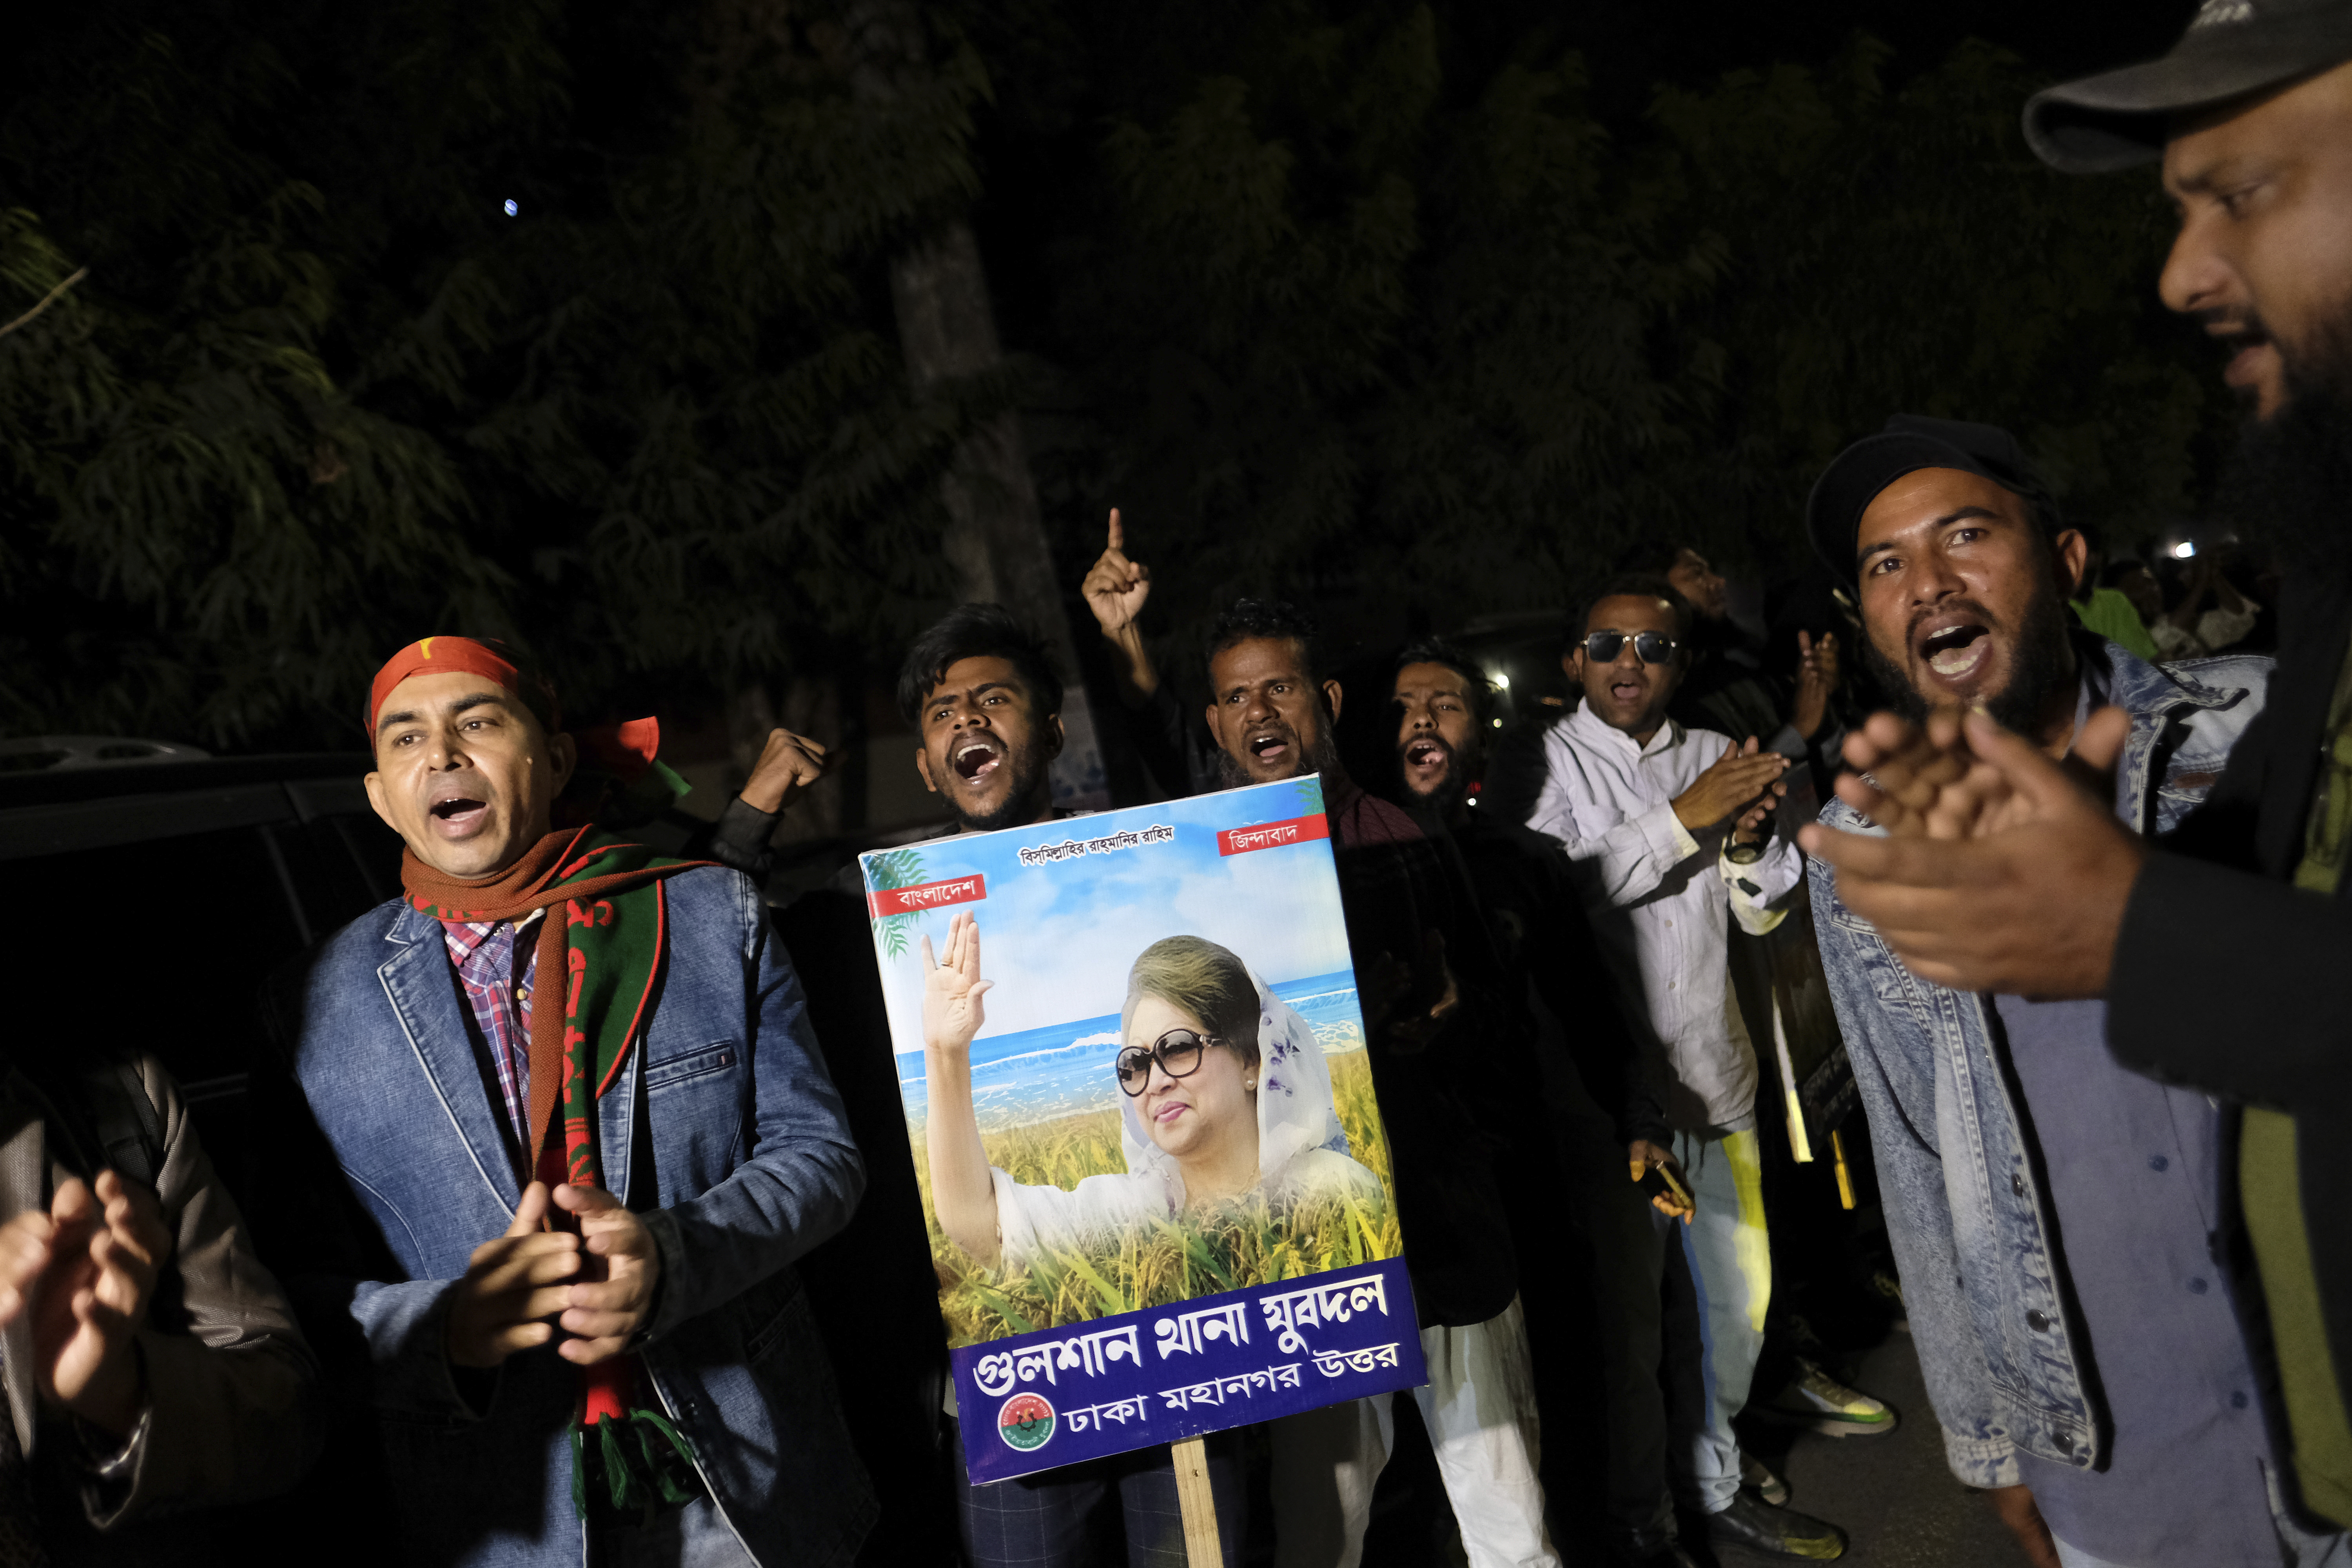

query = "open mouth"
[428,794,488,833]
[1404,738,1450,776]
[1246,730,1292,765]
[2218,327,2274,388]
[1607,677,1646,705]
[1917,621,1991,681]
[952,737,1002,783]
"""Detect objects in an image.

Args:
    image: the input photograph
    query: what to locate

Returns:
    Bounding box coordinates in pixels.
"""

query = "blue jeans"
[1660,1127,1772,1515]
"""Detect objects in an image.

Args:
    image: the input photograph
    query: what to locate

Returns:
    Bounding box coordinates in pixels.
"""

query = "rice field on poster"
[915,1051,1403,1343]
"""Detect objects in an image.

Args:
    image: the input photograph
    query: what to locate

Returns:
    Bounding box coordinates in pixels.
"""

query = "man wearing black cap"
[1802,3,2352,1537]
[1800,416,2343,1568]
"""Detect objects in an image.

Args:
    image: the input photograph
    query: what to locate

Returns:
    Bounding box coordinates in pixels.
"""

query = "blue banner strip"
[954,1254,1425,1484]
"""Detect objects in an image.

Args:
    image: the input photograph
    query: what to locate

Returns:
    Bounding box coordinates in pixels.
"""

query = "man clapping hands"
[0,1171,171,1440]
[0,1057,318,1562]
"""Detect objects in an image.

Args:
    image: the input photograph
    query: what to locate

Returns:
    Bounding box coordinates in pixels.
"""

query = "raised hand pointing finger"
[1083,508,1152,635]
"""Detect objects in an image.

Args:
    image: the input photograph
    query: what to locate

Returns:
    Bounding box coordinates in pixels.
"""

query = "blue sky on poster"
[861,779,1351,1046]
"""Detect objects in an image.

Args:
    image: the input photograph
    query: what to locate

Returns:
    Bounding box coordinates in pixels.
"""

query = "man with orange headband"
[270,635,873,1567]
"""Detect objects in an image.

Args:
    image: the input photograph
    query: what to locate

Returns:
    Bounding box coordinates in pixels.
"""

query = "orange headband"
[365,636,550,739]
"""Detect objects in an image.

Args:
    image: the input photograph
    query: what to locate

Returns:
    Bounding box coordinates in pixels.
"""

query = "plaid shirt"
[439,910,543,1160]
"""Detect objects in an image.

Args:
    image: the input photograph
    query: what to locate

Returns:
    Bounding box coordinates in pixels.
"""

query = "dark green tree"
[1,0,2234,751]
[0,0,993,748]
[1646,36,2215,570]
[982,4,2223,671]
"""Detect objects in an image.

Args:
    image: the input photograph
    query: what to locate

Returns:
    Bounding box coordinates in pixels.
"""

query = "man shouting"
[274,635,871,1566]
[1802,4,2352,1534]
[1800,415,2348,1567]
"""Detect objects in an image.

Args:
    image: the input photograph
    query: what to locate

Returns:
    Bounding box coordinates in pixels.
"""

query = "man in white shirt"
[1528,572,1848,1562]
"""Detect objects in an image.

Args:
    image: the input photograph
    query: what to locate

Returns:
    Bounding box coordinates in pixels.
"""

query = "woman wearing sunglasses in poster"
[920,913,1381,1270]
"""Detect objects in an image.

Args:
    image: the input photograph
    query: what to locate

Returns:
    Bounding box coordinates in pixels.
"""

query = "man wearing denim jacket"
[1803,418,2343,1568]
[267,636,873,1568]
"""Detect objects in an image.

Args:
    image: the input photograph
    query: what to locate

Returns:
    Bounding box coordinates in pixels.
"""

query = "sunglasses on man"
[1581,631,1681,666]
[1116,1028,1236,1095]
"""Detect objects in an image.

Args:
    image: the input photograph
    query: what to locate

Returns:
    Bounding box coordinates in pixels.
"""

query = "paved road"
[1715,1330,2026,1568]
[1349,1321,2030,1568]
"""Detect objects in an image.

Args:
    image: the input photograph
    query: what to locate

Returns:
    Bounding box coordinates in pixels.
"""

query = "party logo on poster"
[998,1393,1056,1452]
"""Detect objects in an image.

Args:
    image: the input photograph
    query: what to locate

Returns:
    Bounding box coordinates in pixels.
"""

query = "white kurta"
[1524,702,1800,1132]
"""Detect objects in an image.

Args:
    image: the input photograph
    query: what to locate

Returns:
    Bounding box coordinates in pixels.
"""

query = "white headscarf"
[1117,964,1350,1194]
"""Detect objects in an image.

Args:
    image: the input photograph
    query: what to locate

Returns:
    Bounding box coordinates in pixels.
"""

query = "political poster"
[859,776,1424,1483]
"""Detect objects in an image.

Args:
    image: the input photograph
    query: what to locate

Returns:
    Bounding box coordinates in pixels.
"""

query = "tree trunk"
[845,0,1110,810]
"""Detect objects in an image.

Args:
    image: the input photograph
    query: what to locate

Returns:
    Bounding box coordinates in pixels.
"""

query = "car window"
[0,826,310,1088]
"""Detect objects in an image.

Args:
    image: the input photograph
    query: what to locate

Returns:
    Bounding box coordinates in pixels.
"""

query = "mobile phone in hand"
[1640,1161,1692,1210]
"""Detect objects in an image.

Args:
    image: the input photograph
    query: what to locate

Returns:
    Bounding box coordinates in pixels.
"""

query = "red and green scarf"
[403,824,713,1520]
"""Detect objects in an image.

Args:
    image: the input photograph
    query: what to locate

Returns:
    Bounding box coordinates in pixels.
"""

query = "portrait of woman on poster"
[920,916,1382,1271]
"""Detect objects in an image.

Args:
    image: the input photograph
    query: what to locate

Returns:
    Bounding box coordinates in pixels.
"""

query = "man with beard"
[1800,418,2343,1567]
[1080,527,1557,1567]
[1800,8,2352,1535]
[1385,641,1700,1568]
[709,602,1250,1567]
[1526,576,1855,1562]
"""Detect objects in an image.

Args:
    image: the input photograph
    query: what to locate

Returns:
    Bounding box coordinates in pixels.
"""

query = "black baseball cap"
[2025,0,2352,173]
[1806,416,2053,583]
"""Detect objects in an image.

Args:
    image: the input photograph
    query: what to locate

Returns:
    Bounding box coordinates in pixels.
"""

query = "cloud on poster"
[867,782,1351,1044]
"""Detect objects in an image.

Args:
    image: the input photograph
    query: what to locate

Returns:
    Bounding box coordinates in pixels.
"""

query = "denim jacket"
[1808,641,2270,1489]
[271,864,873,1568]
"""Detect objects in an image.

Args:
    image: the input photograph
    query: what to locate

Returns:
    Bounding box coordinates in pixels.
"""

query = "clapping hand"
[552,1183,661,1365]
[1793,630,1842,741]
[1800,706,2142,996]
[1829,704,2129,842]
[1730,791,1779,848]
[1672,736,1789,835]
[921,911,994,1058]
[1830,708,1984,840]
[0,1171,171,1435]
[445,1182,579,1370]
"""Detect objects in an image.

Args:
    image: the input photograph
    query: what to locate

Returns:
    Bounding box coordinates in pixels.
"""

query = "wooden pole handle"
[1170,1436,1222,1568]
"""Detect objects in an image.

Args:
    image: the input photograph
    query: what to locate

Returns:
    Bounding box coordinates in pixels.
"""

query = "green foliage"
[0,194,492,742]
[0,1,2230,746]
[864,846,929,958]
[1009,5,2224,669]
[1643,37,2212,566]
[0,0,989,747]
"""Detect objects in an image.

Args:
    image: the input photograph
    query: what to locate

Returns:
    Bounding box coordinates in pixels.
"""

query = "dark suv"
[0,748,404,1199]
